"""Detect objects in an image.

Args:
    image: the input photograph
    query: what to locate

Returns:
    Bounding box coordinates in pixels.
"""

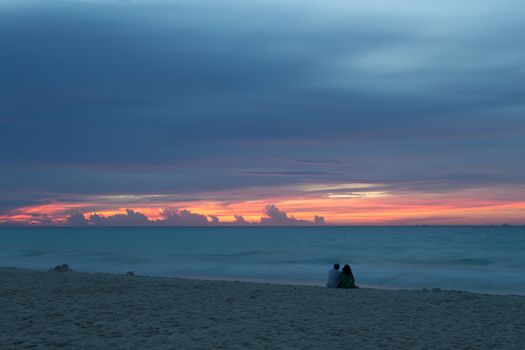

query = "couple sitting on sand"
[326,263,358,289]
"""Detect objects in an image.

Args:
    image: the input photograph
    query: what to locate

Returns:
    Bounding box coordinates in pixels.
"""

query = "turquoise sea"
[1,226,524,295]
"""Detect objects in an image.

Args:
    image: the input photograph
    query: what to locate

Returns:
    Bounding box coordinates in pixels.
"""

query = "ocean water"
[1,226,524,295]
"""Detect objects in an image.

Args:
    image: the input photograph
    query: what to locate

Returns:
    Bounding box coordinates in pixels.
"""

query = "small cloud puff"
[66,213,89,226]
[259,204,324,226]
[89,209,149,226]
[159,209,211,226]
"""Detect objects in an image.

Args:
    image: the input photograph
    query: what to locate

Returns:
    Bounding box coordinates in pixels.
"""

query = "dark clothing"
[339,273,357,289]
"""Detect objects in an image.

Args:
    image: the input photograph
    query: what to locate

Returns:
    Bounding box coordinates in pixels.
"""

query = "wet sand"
[1,267,524,349]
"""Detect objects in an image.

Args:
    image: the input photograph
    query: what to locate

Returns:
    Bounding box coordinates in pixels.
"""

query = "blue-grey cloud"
[1,0,525,208]
[89,209,150,226]
[62,205,324,226]
[259,205,324,226]
[159,209,211,226]
[240,170,339,176]
[66,212,90,226]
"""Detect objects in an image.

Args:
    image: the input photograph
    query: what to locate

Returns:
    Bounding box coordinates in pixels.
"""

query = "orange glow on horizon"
[2,186,525,226]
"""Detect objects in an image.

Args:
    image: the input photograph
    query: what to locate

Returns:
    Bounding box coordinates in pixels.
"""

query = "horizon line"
[1,224,524,228]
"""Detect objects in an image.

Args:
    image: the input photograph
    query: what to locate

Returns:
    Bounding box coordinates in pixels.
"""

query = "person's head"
[342,264,352,275]
[333,263,340,270]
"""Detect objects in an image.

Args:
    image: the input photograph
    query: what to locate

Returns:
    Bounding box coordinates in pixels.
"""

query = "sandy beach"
[1,267,524,349]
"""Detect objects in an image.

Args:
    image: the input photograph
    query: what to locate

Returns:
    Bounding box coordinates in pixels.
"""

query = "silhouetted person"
[338,264,358,289]
[326,263,341,288]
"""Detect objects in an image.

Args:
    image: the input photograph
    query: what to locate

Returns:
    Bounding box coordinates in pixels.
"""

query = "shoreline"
[2,267,525,349]
[3,265,523,297]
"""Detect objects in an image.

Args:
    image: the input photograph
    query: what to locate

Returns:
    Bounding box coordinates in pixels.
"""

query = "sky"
[1,0,525,226]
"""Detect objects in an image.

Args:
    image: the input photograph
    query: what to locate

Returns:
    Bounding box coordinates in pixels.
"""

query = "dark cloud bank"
[1,0,525,217]
[66,205,325,227]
